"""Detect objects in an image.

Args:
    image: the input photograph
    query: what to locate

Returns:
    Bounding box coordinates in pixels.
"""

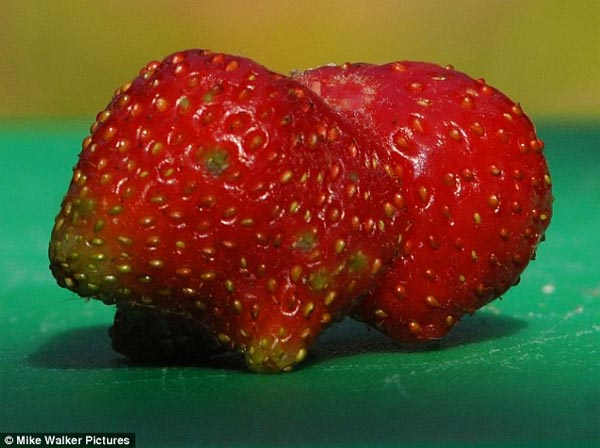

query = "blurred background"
[0,0,598,120]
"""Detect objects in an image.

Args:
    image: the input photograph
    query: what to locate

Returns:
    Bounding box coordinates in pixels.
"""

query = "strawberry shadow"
[27,325,246,371]
[306,311,527,367]
[28,311,525,371]
[28,325,136,370]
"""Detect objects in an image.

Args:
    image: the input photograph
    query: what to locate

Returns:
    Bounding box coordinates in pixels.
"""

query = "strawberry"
[109,305,223,364]
[296,61,553,341]
[49,50,403,371]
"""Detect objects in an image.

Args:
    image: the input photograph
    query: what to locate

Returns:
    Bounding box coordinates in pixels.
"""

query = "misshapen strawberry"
[296,61,553,341]
[49,50,404,371]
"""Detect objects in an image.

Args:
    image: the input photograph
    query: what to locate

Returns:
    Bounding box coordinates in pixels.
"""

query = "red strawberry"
[296,61,553,341]
[49,50,403,371]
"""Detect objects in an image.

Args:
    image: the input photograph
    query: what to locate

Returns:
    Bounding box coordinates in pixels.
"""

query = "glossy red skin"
[49,50,403,371]
[296,61,553,341]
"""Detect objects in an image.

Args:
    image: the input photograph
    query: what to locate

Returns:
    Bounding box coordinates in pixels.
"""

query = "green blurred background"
[1,0,598,119]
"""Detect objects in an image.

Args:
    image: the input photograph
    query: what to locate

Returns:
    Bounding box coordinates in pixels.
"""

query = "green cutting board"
[1,119,598,447]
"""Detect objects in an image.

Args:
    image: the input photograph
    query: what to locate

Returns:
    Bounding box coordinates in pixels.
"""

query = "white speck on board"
[542,284,556,294]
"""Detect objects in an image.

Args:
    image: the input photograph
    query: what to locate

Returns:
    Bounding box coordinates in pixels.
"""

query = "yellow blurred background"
[1,0,598,119]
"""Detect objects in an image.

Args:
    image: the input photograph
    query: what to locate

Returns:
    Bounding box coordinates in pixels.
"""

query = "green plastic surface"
[1,119,599,447]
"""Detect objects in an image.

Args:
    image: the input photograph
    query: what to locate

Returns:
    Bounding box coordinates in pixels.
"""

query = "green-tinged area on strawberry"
[295,61,553,342]
[49,50,404,372]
